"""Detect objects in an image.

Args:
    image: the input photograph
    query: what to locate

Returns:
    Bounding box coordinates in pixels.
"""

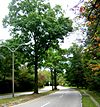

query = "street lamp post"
[12,51,14,97]
[0,43,29,97]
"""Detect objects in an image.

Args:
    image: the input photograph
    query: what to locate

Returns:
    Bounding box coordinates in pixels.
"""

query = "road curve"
[13,87,82,107]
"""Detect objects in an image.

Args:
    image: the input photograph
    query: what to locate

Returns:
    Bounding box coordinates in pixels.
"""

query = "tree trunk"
[54,69,57,90]
[34,36,39,94]
[51,69,54,91]
[34,54,38,94]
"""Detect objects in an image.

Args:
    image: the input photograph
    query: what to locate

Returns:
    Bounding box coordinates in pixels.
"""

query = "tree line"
[0,0,72,93]
[0,0,100,94]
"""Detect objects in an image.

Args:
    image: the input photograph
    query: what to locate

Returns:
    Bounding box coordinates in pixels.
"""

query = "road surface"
[13,86,82,107]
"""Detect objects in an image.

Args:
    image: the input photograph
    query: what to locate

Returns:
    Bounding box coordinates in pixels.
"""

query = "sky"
[0,0,85,48]
[0,0,12,40]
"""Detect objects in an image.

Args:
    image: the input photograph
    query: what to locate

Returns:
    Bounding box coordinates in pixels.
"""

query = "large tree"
[3,0,72,93]
[80,0,100,91]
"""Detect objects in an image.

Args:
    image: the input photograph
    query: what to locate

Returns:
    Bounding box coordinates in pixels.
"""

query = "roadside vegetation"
[86,90,100,105]
[0,0,100,107]
[82,95,96,107]
[0,0,72,94]
[79,89,100,107]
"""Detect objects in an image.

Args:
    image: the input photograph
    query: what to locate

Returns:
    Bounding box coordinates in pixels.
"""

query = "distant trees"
[38,70,51,87]
[65,43,86,88]
[43,47,67,90]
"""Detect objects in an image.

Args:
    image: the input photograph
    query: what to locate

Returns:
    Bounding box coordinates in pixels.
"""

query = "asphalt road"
[13,87,82,107]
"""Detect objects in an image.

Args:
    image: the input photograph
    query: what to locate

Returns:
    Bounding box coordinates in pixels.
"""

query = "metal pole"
[12,52,14,97]
[0,43,30,97]
[51,69,54,91]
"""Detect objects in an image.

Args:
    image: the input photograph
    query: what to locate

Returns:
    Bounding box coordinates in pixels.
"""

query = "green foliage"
[0,39,34,93]
[44,48,67,70]
[38,70,51,87]
[80,0,100,91]
[3,0,72,93]
[0,45,12,81]
[15,65,34,91]
[57,73,66,86]
[43,47,68,89]
[65,43,86,88]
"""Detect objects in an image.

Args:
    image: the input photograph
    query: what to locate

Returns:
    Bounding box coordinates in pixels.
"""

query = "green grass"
[0,90,56,107]
[79,89,97,107]
[82,95,97,107]
[86,90,100,104]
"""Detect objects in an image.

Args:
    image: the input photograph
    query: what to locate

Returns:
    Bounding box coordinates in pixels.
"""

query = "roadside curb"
[83,90,100,107]
[79,92,82,107]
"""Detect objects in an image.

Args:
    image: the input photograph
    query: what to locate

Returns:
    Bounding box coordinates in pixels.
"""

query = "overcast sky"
[0,0,85,48]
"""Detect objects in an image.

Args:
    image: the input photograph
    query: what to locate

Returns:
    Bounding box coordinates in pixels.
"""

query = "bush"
[0,79,12,93]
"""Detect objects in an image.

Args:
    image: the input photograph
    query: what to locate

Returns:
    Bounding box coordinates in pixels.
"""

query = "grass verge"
[0,90,56,107]
[86,90,100,104]
[79,89,97,107]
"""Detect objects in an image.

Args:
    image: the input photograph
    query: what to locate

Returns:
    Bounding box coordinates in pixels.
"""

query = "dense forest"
[0,0,100,94]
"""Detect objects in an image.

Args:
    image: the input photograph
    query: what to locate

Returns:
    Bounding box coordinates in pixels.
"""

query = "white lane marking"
[41,102,50,107]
